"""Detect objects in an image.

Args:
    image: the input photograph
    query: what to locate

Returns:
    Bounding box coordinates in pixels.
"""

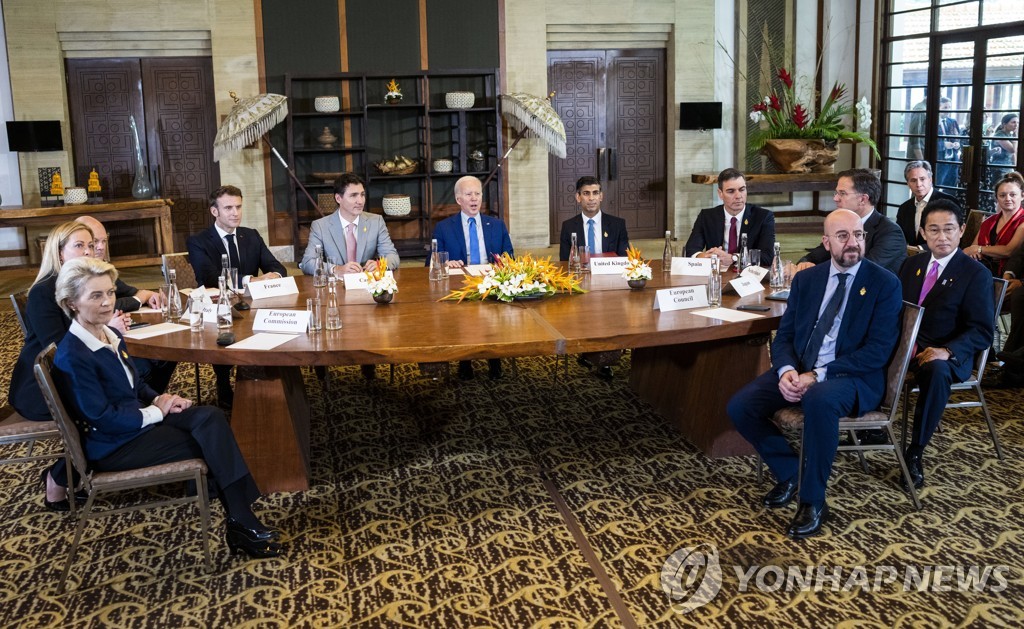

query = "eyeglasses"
[833,190,862,198]
[924,226,960,237]
[827,230,867,243]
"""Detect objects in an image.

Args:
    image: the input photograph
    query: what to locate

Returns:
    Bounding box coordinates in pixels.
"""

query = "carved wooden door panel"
[66,57,220,253]
[548,49,666,240]
[141,57,219,249]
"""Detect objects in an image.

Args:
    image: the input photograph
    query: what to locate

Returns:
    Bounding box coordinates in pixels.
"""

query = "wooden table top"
[125,264,786,366]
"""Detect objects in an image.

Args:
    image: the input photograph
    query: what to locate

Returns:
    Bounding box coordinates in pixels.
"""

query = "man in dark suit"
[558,176,629,261]
[76,215,163,311]
[894,161,959,251]
[684,168,776,267]
[727,209,902,539]
[187,185,288,408]
[187,185,287,289]
[900,199,994,488]
[793,168,907,276]
[431,176,512,379]
[996,244,1024,387]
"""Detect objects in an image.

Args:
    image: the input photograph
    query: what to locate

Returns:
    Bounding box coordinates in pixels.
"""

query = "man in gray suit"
[299,172,400,276]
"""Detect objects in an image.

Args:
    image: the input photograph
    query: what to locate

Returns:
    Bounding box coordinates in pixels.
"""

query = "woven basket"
[382,194,412,216]
[445,91,475,109]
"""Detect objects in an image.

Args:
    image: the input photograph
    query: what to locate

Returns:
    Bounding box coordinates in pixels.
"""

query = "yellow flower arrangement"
[621,244,652,281]
[364,257,397,296]
[442,253,585,303]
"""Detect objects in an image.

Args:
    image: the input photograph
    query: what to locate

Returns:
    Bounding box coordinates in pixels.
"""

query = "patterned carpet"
[0,310,1022,628]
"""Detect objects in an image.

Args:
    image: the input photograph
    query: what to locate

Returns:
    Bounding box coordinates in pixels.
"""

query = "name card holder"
[248,275,299,300]
[590,257,628,275]
[654,286,710,311]
[730,275,764,297]
[671,257,712,276]
[343,270,393,290]
[741,265,769,282]
[252,309,311,334]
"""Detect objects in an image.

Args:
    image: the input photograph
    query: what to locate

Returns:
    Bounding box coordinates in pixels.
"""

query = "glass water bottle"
[662,230,673,272]
[708,254,722,307]
[216,275,232,329]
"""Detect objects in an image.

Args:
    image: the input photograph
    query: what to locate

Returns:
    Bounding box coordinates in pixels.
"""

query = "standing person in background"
[935,97,963,191]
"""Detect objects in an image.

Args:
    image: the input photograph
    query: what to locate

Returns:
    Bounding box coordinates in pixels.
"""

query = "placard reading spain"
[654,286,709,311]
[589,257,629,275]
[248,275,299,300]
[252,308,310,334]
[671,257,711,276]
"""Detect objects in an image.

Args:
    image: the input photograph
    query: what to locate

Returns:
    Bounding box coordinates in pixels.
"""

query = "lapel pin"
[859,287,866,296]
[744,219,749,225]
[362,226,367,233]
[604,231,608,238]
[121,350,129,360]
[916,268,921,276]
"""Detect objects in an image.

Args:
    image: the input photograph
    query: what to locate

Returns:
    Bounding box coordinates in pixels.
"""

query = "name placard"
[199,301,219,325]
[464,264,492,277]
[730,275,764,297]
[671,257,711,276]
[343,270,393,291]
[741,265,769,282]
[252,308,311,334]
[248,275,299,300]
[654,286,709,311]
[590,257,628,275]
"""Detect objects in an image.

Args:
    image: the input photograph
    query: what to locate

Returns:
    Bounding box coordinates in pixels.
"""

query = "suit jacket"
[428,213,513,265]
[558,212,629,261]
[898,250,994,382]
[800,210,908,275]
[771,259,902,412]
[9,275,68,420]
[187,225,287,288]
[299,212,400,274]
[683,204,776,266]
[895,189,958,248]
[53,328,160,462]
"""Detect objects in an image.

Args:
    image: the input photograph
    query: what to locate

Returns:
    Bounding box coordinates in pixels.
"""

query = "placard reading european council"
[653,286,709,311]
[248,275,299,300]
[251,309,311,334]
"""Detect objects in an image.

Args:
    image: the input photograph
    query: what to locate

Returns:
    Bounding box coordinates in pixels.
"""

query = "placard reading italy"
[248,275,299,300]
[251,309,311,334]
[590,257,628,275]
[653,286,709,311]
[671,257,711,276]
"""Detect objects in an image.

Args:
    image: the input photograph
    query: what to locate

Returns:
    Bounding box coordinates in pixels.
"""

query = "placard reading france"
[653,286,709,311]
[252,309,311,334]
[248,275,299,300]
[590,257,629,275]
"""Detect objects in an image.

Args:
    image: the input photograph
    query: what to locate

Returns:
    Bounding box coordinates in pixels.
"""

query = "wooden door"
[66,57,220,253]
[548,49,666,240]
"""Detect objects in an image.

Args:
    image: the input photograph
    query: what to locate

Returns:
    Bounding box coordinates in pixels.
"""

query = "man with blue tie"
[432,176,513,379]
[558,176,629,261]
[898,198,994,489]
[727,209,902,539]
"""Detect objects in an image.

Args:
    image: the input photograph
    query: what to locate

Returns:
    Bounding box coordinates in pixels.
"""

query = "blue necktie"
[587,219,596,255]
[800,273,849,372]
[468,217,480,264]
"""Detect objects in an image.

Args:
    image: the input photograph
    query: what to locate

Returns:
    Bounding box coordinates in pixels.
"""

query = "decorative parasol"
[212,91,322,215]
[482,92,567,188]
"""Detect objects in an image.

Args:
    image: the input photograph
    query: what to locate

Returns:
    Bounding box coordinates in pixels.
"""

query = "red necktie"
[727,217,738,253]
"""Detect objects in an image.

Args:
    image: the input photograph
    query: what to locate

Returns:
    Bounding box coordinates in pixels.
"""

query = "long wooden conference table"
[126,264,785,493]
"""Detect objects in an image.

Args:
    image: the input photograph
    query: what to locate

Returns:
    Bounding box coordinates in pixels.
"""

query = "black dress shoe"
[457,360,474,381]
[487,359,503,380]
[226,518,281,542]
[902,452,925,490]
[576,355,594,369]
[996,348,1024,368]
[361,364,377,381]
[40,469,78,512]
[854,429,889,446]
[787,502,829,539]
[762,480,798,508]
[226,521,283,559]
[596,366,614,381]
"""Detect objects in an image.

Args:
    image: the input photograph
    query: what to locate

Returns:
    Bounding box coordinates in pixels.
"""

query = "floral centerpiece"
[385,79,402,105]
[621,244,652,287]
[365,257,397,303]
[442,253,584,303]
[749,67,878,173]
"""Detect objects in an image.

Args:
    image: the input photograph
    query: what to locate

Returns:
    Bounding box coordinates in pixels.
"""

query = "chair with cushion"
[901,277,1007,460]
[760,302,925,509]
[33,343,212,594]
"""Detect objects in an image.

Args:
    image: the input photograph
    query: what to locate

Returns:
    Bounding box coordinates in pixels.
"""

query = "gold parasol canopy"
[482,92,567,188]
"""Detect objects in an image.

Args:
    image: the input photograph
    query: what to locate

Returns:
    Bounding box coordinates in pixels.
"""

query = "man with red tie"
[683,168,776,267]
[898,198,993,489]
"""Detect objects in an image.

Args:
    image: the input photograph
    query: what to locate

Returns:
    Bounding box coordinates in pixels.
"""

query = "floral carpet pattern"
[0,311,1021,627]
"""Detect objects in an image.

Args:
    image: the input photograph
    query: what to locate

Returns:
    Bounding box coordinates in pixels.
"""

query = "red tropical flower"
[777,68,793,89]
[792,104,809,129]
[752,102,768,113]
[769,94,782,111]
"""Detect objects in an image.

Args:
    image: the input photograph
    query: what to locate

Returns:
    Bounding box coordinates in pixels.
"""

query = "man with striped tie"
[897,198,993,490]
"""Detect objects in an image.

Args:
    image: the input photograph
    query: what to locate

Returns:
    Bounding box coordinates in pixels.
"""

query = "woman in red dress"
[969,171,1024,276]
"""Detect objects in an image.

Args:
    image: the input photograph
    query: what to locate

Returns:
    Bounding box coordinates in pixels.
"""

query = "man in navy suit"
[684,168,776,267]
[894,161,959,251]
[899,199,994,489]
[793,168,907,276]
[187,185,287,289]
[727,209,902,539]
[432,176,512,379]
[187,185,287,408]
[558,176,629,261]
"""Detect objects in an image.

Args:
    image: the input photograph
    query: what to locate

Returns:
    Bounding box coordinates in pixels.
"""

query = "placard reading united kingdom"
[590,257,628,275]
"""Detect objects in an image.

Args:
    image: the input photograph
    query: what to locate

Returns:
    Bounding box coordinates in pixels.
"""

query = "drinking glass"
[746,249,761,270]
[436,251,449,277]
[159,284,171,321]
[189,297,204,332]
[225,267,240,292]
